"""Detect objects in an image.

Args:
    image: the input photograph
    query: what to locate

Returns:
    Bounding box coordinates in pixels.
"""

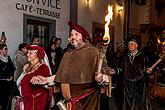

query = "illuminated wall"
[0,0,70,58]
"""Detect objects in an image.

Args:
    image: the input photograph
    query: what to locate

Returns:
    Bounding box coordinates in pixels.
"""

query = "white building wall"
[0,0,70,58]
[0,0,125,58]
[78,0,124,51]
[113,1,124,50]
[78,0,110,37]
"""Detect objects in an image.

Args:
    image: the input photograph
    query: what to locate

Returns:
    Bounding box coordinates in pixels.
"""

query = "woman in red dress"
[16,45,51,110]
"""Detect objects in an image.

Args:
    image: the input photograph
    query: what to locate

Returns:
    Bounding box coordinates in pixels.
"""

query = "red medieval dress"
[17,63,51,110]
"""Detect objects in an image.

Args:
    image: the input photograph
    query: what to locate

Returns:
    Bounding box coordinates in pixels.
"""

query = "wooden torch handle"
[97,53,104,75]
[150,54,165,69]
[150,59,162,69]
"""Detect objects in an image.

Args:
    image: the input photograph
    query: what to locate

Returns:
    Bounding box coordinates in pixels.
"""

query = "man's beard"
[71,42,84,49]
[70,45,76,49]
[71,43,80,49]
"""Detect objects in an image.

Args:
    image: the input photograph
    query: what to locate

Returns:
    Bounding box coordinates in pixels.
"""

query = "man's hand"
[6,76,13,81]
[109,68,115,75]
[95,73,103,82]
[146,68,153,74]
[66,102,72,110]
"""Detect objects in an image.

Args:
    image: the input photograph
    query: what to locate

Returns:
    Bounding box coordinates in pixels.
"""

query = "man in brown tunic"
[31,21,111,110]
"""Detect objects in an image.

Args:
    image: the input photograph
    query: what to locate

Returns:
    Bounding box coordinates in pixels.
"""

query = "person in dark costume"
[106,41,127,110]
[150,43,165,110]
[143,36,159,67]
[156,44,165,84]
[46,38,63,74]
[116,37,153,110]
[0,44,14,110]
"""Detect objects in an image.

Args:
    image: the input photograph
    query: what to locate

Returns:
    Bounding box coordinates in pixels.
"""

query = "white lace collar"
[0,55,8,62]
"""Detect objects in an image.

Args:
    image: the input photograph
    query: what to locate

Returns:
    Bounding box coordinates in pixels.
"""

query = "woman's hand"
[30,75,48,85]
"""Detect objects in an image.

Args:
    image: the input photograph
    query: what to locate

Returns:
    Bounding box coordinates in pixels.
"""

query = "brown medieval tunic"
[54,42,101,110]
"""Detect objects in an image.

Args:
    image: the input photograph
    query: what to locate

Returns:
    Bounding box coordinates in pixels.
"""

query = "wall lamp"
[86,0,90,6]
[118,5,123,12]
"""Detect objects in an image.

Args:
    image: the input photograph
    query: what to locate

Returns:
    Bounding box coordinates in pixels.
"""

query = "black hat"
[127,37,139,44]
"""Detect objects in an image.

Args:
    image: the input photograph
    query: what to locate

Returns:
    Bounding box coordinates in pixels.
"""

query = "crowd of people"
[0,21,165,110]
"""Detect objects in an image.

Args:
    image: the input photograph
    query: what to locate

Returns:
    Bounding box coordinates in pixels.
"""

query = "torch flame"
[163,41,165,45]
[157,38,165,45]
[157,38,161,44]
[103,5,113,45]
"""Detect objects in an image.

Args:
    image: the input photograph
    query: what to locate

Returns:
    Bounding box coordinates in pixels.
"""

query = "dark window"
[26,19,49,48]
[24,15,56,49]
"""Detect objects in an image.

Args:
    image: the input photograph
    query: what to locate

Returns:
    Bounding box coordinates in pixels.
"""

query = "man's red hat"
[26,45,45,59]
[68,21,90,41]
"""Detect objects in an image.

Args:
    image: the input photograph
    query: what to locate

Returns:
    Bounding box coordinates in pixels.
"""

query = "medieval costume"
[150,44,165,110]
[150,56,165,110]
[0,44,14,110]
[156,44,165,84]
[54,21,111,110]
[0,55,14,110]
[30,22,111,110]
[55,42,101,110]
[16,45,51,110]
[122,51,151,110]
[117,38,152,110]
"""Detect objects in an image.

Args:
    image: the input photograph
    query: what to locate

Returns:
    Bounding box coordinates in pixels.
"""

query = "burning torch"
[150,38,165,69]
[97,5,113,75]
[96,5,113,97]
